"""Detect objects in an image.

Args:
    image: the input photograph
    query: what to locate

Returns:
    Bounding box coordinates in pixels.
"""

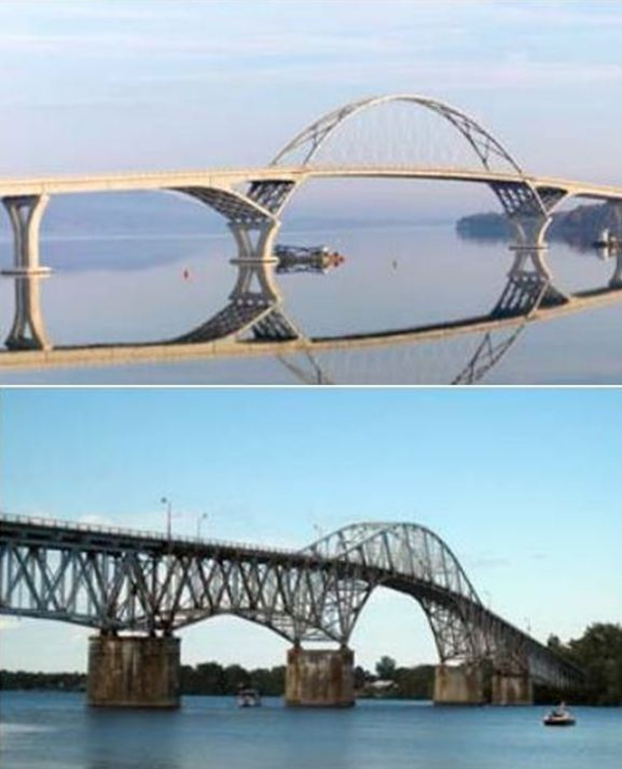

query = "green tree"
[375,655,397,680]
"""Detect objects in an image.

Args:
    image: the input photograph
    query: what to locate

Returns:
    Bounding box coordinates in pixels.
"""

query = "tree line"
[540,623,622,706]
[2,623,620,704]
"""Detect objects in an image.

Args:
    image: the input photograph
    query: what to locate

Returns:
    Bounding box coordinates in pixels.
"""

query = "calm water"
[1,214,621,384]
[1,692,620,769]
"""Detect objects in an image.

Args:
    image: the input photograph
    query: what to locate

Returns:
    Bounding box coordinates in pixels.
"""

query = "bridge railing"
[0,512,302,559]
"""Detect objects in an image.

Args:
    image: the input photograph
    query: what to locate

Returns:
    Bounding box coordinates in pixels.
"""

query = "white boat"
[237,688,262,707]
[543,704,576,726]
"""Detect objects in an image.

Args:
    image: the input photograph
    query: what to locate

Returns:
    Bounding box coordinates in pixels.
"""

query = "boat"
[274,244,345,274]
[237,687,262,707]
[592,228,621,250]
[543,704,576,726]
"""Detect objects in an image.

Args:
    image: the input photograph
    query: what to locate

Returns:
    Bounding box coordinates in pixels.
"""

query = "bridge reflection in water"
[0,514,584,709]
[0,223,620,384]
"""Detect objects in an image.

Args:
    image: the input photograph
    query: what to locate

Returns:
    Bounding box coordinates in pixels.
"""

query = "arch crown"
[271,94,523,175]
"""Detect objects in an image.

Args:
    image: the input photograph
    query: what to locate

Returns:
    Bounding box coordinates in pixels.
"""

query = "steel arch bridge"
[1,93,621,363]
[0,514,582,690]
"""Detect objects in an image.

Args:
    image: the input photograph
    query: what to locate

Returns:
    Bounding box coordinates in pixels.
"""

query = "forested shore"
[2,623,620,705]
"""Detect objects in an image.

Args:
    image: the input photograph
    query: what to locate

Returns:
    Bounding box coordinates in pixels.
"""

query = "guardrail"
[0,512,301,559]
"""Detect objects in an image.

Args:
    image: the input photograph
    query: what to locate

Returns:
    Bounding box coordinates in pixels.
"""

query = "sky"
[1,387,620,672]
[0,0,621,219]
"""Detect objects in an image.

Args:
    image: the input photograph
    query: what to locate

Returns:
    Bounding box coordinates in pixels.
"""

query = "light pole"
[197,513,208,539]
[161,497,172,541]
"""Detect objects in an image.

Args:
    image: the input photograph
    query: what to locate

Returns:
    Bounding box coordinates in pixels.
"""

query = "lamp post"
[161,497,172,541]
[197,513,208,539]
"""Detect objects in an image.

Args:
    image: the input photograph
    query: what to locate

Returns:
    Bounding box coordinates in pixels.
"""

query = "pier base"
[285,646,355,707]
[491,671,533,705]
[87,635,180,708]
[434,664,485,705]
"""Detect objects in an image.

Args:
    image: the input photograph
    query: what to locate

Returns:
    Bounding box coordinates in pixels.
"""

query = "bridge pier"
[285,645,355,707]
[610,250,622,288]
[87,634,180,708]
[1,195,52,350]
[433,664,486,705]
[491,670,533,706]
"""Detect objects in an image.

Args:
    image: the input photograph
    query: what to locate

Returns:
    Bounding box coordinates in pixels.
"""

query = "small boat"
[237,688,261,708]
[274,244,345,274]
[593,228,621,250]
[543,704,576,726]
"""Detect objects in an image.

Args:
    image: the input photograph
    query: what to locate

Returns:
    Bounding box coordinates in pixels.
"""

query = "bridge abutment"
[87,634,180,708]
[285,646,355,707]
[490,670,533,705]
[433,664,486,705]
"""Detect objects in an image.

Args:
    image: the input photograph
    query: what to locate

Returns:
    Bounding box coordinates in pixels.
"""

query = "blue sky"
[1,1,622,218]
[1,387,621,671]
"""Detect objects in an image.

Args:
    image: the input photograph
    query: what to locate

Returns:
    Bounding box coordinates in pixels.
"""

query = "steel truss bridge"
[0,514,582,690]
[1,94,621,377]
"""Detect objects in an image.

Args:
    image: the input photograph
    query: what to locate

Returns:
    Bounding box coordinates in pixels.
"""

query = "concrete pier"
[285,646,355,707]
[434,663,486,705]
[491,671,533,705]
[87,635,180,708]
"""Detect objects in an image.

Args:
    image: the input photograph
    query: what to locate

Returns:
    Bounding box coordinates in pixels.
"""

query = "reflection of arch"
[271,94,523,174]
[167,222,302,345]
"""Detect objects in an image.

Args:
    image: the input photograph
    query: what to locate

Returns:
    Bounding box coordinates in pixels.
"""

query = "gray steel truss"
[0,515,582,689]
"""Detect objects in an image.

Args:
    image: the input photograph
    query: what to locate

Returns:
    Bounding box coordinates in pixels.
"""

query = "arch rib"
[270,94,524,175]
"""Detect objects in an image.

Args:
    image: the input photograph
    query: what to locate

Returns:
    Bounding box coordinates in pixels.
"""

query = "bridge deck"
[0,166,621,201]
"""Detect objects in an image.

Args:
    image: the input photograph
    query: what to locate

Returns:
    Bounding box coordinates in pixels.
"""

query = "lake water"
[1,214,620,384]
[0,692,620,769]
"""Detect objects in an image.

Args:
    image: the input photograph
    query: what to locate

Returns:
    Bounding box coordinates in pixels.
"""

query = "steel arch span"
[269,94,523,174]
[258,93,550,223]
[0,514,582,689]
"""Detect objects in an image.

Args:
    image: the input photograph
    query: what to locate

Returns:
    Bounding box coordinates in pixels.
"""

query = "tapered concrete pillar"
[87,635,180,708]
[3,272,51,350]
[285,646,355,707]
[610,251,622,288]
[491,671,533,705]
[434,664,485,705]
[1,195,52,350]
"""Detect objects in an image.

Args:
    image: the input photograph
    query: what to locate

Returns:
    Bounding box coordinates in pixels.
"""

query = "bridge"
[1,94,621,365]
[0,513,583,709]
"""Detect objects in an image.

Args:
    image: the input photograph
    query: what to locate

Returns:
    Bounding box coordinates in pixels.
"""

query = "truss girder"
[247,180,297,217]
[171,186,274,226]
[0,517,582,687]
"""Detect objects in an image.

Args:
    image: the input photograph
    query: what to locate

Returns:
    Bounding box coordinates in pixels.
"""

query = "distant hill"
[457,201,622,249]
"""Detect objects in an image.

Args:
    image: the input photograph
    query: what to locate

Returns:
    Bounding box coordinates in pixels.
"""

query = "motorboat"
[592,228,620,250]
[237,688,262,708]
[543,704,576,726]
[275,244,345,274]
